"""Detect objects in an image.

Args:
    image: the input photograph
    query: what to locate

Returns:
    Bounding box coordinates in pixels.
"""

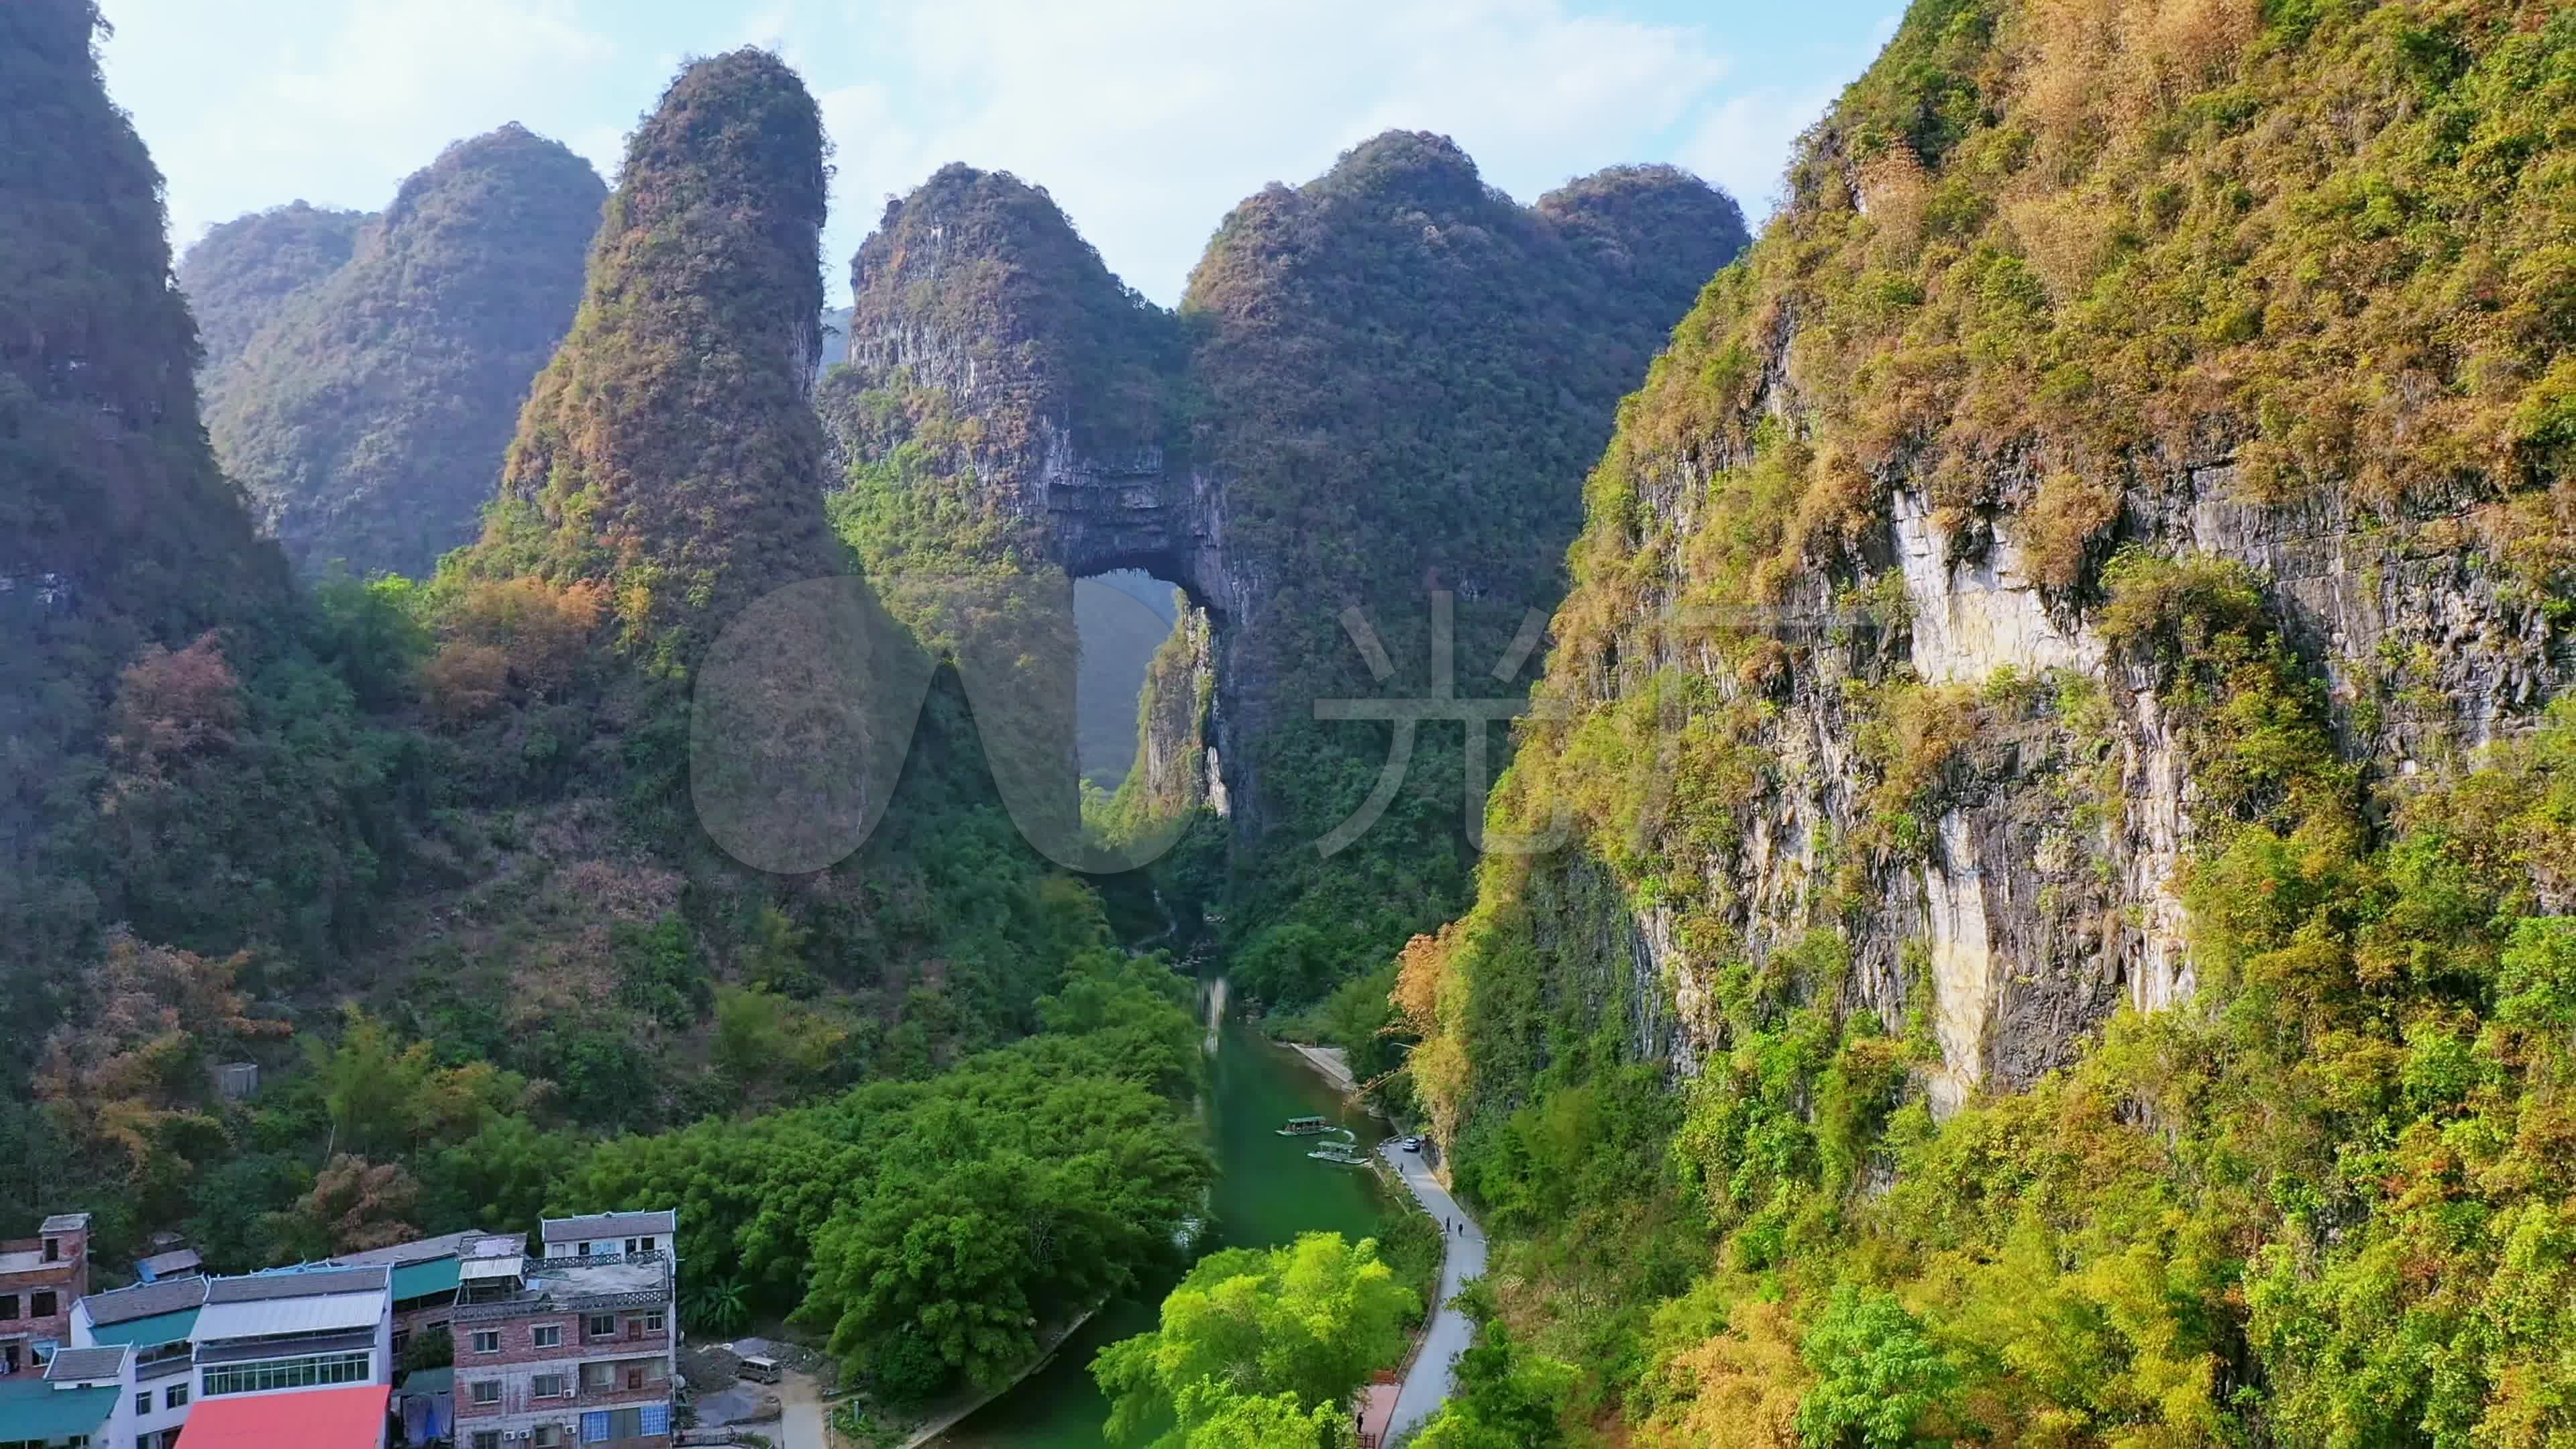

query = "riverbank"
[924,1017,1397,1444]
[895,1309,1099,1448]
[1287,1041,1357,1095]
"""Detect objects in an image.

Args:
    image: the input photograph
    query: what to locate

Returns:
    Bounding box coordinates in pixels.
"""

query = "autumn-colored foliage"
[34,930,286,1179]
[288,1154,424,1254]
[470,50,841,674]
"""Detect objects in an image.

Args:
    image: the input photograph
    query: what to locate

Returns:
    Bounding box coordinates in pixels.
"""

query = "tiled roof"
[325,1229,481,1269]
[204,1264,388,1303]
[43,1345,128,1383]
[79,1275,209,1325]
[83,1305,199,1348]
[540,1209,675,1242]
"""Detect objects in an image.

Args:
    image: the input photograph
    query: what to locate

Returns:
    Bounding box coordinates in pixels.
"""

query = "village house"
[0,1214,90,1379]
[68,1275,205,1449]
[18,1205,675,1449]
[323,1228,500,1362]
[63,1262,394,1448]
[451,1214,679,1449]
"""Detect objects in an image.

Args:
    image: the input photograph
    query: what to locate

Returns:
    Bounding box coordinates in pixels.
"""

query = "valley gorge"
[4,0,2575,1446]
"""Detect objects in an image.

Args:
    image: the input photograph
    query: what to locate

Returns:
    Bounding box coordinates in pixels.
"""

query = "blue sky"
[99,0,1902,307]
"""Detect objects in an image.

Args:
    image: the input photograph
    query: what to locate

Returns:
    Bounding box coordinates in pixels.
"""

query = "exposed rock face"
[1412,0,2576,1127]
[1531,358,2575,1115]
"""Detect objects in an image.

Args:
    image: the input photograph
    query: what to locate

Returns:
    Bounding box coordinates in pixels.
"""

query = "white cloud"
[1676,10,1897,224]
[816,0,1741,304]
[101,0,614,254]
[99,0,1900,299]
[1679,86,1835,224]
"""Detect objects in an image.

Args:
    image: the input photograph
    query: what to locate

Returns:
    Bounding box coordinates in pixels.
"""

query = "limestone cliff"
[1429,0,2576,1112]
[823,142,1748,974]
[1398,5,2576,1439]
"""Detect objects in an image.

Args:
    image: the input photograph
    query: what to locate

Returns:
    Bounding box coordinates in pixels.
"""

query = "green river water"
[927,1001,1393,1446]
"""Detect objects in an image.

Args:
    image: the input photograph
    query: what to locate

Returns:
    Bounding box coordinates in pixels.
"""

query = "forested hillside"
[176,201,367,371]
[1401,1,2576,1444]
[0,23,1197,1353]
[195,127,604,578]
[0,0,392,1024]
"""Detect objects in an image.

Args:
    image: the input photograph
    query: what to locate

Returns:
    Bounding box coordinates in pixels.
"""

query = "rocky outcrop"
[476,52,840,667]
[1587,429,2572,1110]
[1425,0,2576,1120]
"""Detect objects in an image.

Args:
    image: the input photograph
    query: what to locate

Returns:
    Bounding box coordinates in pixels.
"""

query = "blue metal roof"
[0,1377,117,1441]
[83,1304,199,1347]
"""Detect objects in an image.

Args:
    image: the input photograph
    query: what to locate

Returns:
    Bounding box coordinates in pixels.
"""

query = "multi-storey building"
[0,1214,90,1377]
[187,1265,392,1408]
[62,1263,393,1447]
[323,1228,498,1362]
[68,1275,203,1448]
[451,1215,678,1449]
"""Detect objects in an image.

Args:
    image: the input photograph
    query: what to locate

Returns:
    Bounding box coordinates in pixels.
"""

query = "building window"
[532,1323,562,1348]
[0,1295,18,1320]
[472,1433,500,1449]
[534,1427,564,1448]
[203,1350,372,1396]
[580,1361,613,1391]
[581,1405,663,1442]
[533,1372,569,1399]
[164,1385,189,1411]
[136,1393,152,1416]
[471,1330,500,1354]
[28,1291,56,1318]
[645,1312,665,1334]
[584,1313,615,1340]
[470,1380,500,1406]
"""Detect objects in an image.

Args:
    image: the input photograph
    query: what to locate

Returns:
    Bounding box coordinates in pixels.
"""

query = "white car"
[1401,1136,1423,1152]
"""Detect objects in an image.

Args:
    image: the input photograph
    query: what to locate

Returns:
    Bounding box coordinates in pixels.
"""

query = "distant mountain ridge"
[189,125,604,579]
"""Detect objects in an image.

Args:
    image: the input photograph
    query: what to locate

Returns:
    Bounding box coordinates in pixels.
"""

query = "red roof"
[180,1384,389,1448]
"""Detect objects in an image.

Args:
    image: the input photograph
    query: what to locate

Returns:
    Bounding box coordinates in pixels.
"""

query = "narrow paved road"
[777,1371,826,1449]
[1380,1140,1487,1442]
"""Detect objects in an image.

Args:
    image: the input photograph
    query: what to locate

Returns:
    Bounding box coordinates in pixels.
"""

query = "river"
[926,996,1393,1446]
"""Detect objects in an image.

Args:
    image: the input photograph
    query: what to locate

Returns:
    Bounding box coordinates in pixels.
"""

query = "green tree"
[1093,1233,1419,1448]
[1172,1385,1352,1449]
[1792,1287,1958,1449]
